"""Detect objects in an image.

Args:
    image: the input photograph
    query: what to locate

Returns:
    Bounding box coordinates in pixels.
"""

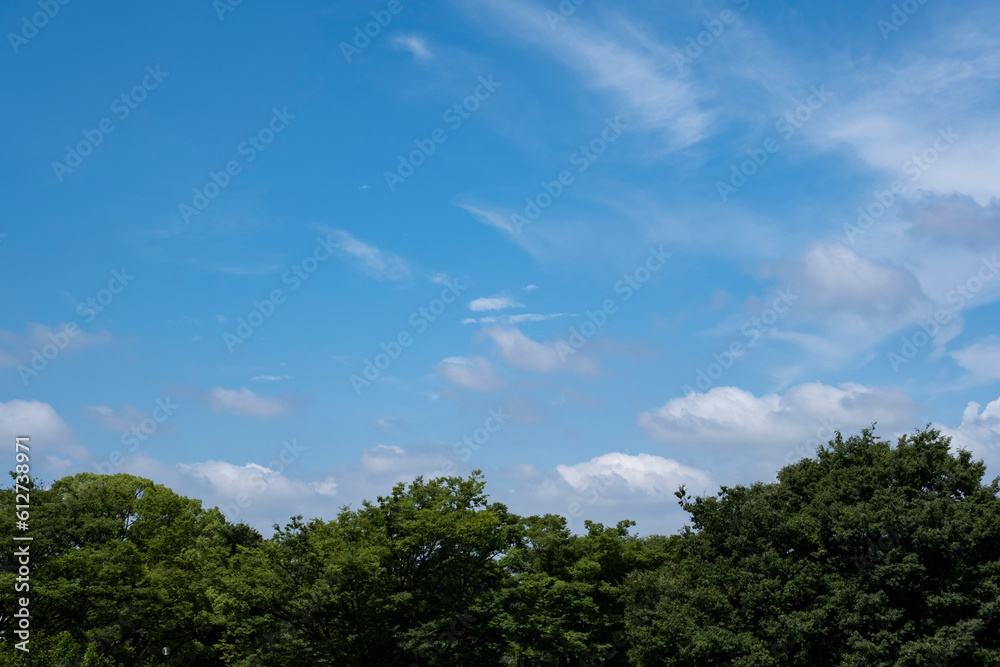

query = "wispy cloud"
[0,323,113,367]
[484,325,595,375]
[327,228,413,284]
[83,404,154,432]
[465,0,712,149]
[434,355,505,391]
[206,387,291,419]
[393,34,433,61]
[468,294,525,312]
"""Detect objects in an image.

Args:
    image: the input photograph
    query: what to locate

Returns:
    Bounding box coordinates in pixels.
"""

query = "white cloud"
[507,313,567,324]
[0,399,89,464]
[790,243,927,316]
[434,356,505,392]
[765,242,943,363]
[393,34,432,61]
[468,295,525,312]
[556,452,711,496]
[940,398,1000,474]
[207,387,290,419]
[639,382,916,452]
[179,458,337,498]
[463,313,567,325]
[951,337,1000,385]
[484,325,596,375]
[251,374,294,382]
[328,228,412,284]
[812,23,1000,203]
[470,0,711,149]
[359,444,409,475]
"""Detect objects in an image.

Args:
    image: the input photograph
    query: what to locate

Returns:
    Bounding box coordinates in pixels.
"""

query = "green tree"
[0,473,232,665]
[215,471,521,666]
[623,427,1000,666]
[498,514,679,665]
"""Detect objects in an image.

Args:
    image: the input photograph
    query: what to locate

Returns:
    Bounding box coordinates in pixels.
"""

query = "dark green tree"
[623,426,1000,666]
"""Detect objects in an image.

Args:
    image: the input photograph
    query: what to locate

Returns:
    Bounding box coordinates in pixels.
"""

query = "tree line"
[1,426,999,665]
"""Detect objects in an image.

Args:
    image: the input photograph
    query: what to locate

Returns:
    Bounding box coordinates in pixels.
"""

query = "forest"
[2,426,999,666]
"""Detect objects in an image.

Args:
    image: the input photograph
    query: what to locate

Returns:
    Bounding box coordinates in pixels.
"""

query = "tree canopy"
[1,426,998,666]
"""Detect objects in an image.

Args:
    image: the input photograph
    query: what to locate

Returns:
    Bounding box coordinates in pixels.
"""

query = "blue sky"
[3,0,1000,535]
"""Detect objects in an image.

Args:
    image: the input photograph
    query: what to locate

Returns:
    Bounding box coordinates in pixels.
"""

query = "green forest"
[2,427,999,666]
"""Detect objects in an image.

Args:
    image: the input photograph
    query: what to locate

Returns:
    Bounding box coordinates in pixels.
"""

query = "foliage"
[1,427,997,666]
[623,427,1000,666]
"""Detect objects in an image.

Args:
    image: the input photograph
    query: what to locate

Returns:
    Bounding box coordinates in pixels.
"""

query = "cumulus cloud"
[0,399,89,464]
[556,452,711,496]
[207,387,290,419]
[940,398,1000,474]
[639,382,916,452]
[484,326,596,375]
[434,356,505,392]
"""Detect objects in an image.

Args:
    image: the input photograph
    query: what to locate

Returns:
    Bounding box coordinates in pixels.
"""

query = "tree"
[215,471,522,666]
[623,426,1000,666]
[497,514,679,665]
[0,473,231,665]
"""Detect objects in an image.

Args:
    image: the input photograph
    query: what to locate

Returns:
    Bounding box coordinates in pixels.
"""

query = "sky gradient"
[3,0,1000,534]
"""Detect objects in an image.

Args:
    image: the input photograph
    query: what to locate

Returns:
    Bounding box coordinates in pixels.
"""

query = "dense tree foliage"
[1,427,998,665]
[623,427,1000,666]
